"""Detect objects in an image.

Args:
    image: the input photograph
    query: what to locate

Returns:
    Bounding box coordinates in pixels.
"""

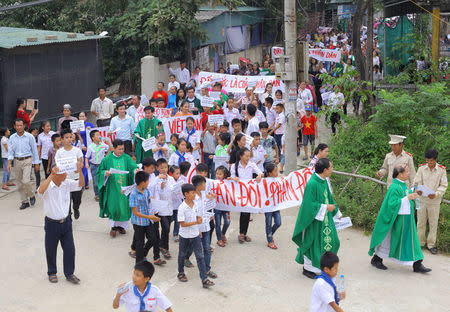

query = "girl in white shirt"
[230,147,263,244]
[152,133,170,161]
[168,138,188,167]
[37,121,55,179]
[179,117,201,161]
[223,96,241,125]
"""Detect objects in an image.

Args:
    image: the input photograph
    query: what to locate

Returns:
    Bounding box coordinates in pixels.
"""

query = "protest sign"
[209,91,221,100]
[208,114,224,126]
[230,64,239,70]
[154,107,172,119]
[142,137,156,152]
[308,49,341,63]
[271,46,284,59]
[70,120,85,132]
[213,155,229,163]
[201,96,214,108]
[56,156,77,174]
[244,134,254,147]
[162,115,202,137]
[86,127,116,147]
[334,217,352,231]
[199,71,285,94]
[110,168,129,174]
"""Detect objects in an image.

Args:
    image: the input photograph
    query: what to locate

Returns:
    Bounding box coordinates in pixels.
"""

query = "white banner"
[86,127,116,147]
[198,71,285,94]
[161,115,203,137]
[308,49,341,63]
[271,46,284,59]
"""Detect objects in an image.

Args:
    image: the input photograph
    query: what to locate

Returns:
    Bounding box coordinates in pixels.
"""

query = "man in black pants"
[38,162,84,284]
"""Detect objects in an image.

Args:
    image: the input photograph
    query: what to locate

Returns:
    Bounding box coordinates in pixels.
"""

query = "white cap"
[388,134,406,144]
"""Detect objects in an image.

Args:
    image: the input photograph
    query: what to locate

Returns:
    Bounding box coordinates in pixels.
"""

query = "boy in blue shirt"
[129,171,161,264]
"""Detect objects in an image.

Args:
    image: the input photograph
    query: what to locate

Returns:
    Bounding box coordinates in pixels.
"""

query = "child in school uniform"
[264,163,282,249]
[230,118,244,138]
[185,142,196,164]
[201,122,217,179]
[230,147,263,244]
[300,103,318,160]
[180,117,201,161]
[214,166,231,247]
[223,95,240,125]
[245,104,260,136]
[168,134,178,155]
[264,97,277,131]
[219,120,230,135]
[85,129,111,201]
[37,121,55,180]
[259,122,279,170]
[177,183,215,288]
[310,251,346,312]
[153,158,176,260]
[46,133,62,175]
[211,132,231,170]
[194,163,215,245]
[250,132,267,173]
[129,171,161,264]
[1,127,13,190]
[113,261,173,312]
[272,103,286,173]
[152,132,170,161]
[168,138,188,167]
[170,164,186,243]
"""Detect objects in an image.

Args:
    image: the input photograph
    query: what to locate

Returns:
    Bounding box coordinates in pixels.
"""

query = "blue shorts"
[302,134,315,146]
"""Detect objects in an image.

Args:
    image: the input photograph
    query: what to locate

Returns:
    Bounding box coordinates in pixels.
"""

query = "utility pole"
[283,0,298,173]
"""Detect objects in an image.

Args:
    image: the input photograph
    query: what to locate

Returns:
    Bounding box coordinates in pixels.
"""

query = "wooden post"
[431,7,440,75]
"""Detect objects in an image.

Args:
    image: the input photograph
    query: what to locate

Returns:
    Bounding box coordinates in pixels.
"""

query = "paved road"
[1,186,449,312]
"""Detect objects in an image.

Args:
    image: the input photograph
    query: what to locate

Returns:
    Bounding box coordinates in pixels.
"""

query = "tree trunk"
[352,0,367,81]
[363,0,374,121]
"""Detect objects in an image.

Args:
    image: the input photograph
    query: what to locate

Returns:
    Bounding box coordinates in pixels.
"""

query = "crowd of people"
[1,39,447,311]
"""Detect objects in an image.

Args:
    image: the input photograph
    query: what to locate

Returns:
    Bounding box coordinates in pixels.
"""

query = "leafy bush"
[329,82,450,252]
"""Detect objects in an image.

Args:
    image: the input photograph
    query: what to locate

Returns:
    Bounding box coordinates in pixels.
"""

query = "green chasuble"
[369,179,423,262]
[134,116,161,164]
[292,173,340,269]
[97,152,137,222]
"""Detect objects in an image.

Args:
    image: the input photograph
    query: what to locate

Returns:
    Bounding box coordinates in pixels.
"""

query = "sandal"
[2,186,10,191]
[161,249,171,259]
[267,242,278,250]
[217,240,225,247]
[202,279,215,288]
[177,273,188,282]
[244,235,252,242]
[238,235,245,244]
[173,236,179,242]
[48,275,58,283]
[222,235,227,243]
[128,250,136,259]
[207,271,217,279]
[184,259,194,268]
[153,258,166,266]
[210,247,214,253]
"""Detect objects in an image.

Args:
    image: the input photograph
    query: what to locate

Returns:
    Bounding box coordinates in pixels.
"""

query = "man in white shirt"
[91,87,114,127]
[168,62,190,89]
[167,74,180,91]
[126,96,142,124]
[38,162,84,285]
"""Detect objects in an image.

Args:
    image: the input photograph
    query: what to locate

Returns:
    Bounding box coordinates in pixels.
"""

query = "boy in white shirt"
[223,95,241,125]
[310,251,346,312]
[167,74,180,91]
[245,104,260,136]
[177,183,215,288]
[272,103,286,173]
[250,132,267,172]
[172,161,191,242]
[154,158,176,260]
[152,132,170,161]
[113,261,173,312]
[55,128,83,220]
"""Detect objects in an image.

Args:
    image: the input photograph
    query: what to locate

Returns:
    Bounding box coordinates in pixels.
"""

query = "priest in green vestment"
[369,164,431,273]
[292,158,342,279]
[97,139,138,237]
[134,106,162,164]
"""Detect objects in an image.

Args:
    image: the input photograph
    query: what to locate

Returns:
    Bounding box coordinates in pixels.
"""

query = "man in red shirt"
[300,104,318,160]
[151,82,168,106]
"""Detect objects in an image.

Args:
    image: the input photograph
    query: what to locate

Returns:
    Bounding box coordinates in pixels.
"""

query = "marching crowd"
[1,41,448,312]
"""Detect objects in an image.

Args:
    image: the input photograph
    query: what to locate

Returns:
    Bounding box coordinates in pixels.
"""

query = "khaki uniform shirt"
[379,150,415,188]
[413,163,448,204]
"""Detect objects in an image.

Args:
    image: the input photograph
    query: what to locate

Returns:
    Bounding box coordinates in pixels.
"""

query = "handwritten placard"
[334,217,352,231]
[142,137,156,152]
[213,155,229,163]
[208,114,224,126]
[70,120,85,132]
[155,107,171,119]
[244,134,254,147]
[201,96,214,108]
[55,156,77,174]
[209,91,221,101]
[230,64,239,70]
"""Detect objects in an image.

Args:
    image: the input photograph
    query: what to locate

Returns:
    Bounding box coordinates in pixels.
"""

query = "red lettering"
[224,183,236,206]
[215,181,226,204]
[239,182,249,206]
[284,176,300,201]
[262,179,270,206]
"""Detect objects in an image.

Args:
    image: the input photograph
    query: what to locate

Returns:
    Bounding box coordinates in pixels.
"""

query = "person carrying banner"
[134,106,161,164]
[98,139,138,237]
[292,158,341,279]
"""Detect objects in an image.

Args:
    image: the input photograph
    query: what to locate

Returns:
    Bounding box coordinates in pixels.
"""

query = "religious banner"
[189,167,314,213]
[308,49,342,63]
[198,71,285,94]
[161,115,203,137]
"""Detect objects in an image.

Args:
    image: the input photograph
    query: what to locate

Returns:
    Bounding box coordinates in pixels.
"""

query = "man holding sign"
[98,139,138,237]
[134,106,162,164]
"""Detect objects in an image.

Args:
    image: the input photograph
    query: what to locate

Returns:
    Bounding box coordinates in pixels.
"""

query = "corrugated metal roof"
[196,6,265,22]
[0,27,105,49]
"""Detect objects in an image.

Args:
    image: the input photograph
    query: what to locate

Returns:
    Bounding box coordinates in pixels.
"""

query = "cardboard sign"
[142,137,156,152]
[201,96,214,108]
[55,156,77,174]
[208,114,224,126]
[70,120,85,132]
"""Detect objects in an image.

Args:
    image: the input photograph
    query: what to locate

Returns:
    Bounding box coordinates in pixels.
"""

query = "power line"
[0,0,56,12]
[407,0,450,26]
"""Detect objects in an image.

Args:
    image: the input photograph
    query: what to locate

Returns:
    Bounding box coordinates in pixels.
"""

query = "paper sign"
[110,168,129,175]
[70,120,85,132]
[244,134,254,147]
[208,114,224,126]
[230,64,239,70]
[334,217,352,231]
[201,96,214,108]
[271,46,285,59]
[209,91,221,101]
[142,137,156,152]
[213,155,229,163]
[26,99,36,111]
[247,80,257,89]
[121,184,135,196]
[308,48,341,63]
[155,107,171,119]
[188,101,195,111]
[416,185,436,197]
[55,156,77,174]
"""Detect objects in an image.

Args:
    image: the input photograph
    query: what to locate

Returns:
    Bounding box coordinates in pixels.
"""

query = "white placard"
[201,96,214,108]
[70,120,85,132]
[189,101,195,111]
[213,155,229,163]
[55,156,77,174]
[247,80,257,89]
[110,168,129,175]
[142,137,156,152]
[121,184,135,196]
[209,91,221,100]
[334,216,352,231]
[230,64,239,70]
[244,134,254,147]
[208,114,224,126]
[416,185,436,197]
